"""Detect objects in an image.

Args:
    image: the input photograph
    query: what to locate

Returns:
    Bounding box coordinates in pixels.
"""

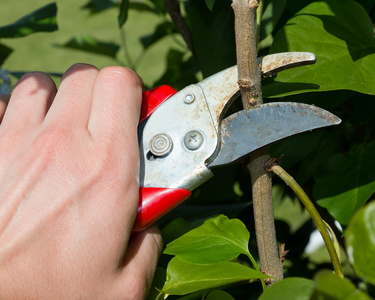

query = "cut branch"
[232,0,284,285]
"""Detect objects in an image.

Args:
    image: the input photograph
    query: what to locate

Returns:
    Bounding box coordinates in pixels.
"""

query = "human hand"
[0,64,162,299]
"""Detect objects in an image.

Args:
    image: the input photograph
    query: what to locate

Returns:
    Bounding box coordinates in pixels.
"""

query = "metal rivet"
[184,93,195,104]
[150,134,173,156]
[184,131,204,151]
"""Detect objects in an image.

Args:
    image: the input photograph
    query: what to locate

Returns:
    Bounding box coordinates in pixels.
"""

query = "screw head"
[184,131,204,151]
[150,134,173,156]
[184,93,195,104]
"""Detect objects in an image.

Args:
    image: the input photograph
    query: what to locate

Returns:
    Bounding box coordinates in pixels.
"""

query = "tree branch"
[164,0,195,54]
[232,0,283,285]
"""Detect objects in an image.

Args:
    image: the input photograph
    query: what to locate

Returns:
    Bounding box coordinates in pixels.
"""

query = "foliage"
[2,0,375,299]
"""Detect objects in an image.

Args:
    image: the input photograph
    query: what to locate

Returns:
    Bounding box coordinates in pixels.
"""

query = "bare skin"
[0,64,162,299]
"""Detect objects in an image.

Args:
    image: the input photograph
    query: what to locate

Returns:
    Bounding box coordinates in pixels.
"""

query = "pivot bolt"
[184,131,204,151]
[184,93,195,104]
[150,134,173,156]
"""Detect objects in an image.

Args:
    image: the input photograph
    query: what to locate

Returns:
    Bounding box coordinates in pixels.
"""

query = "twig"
[164,0,195,54]
[232,0,283,286]
[265,157,344,278]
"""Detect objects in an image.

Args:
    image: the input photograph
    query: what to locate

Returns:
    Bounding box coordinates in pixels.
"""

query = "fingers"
[1,72,56,130]
[44,64,99,128]
[0,94,10,123]
[112,226,163,299]
[88,67,143,143]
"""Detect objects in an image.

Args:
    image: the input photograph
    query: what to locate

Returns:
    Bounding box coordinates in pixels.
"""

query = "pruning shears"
[133,52,341,233]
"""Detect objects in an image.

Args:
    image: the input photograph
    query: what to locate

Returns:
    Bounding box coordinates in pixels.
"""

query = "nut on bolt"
[150,133,173,156]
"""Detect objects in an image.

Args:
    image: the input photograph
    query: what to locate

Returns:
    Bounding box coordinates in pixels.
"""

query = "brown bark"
[232,0,283,285]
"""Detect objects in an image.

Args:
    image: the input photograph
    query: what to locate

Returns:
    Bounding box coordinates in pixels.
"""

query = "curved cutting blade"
[208,102,341,168]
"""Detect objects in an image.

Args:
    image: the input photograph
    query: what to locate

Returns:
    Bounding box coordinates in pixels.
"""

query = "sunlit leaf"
[314,141,375,225]
[311,270,372,299]
[164,215,250,264]
[260,0,286,40]
[259,278,314,300]
[56,36,119,58]
[162,257,269,295]
[346,202,375,284]
[264,0,375,97]
[0,3,58,38]
[118,0,129,28]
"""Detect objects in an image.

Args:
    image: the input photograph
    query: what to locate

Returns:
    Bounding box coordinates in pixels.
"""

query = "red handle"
[133,187,191,233]
[133,85,189,233]
[140,85,177,123]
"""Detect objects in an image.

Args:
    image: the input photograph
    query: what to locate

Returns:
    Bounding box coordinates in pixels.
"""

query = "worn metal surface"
[139,52,331,190]
[139,84,217,190]
[208,102,341,167]
[261,52,316,77]
[197,52,317,131]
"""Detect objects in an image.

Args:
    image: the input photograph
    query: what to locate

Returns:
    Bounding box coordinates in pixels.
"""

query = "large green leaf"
[260,0,287,40]
[55,36,119,58]
[311,270,372,299]
[164,215,250,264]
[161,257,268,295]
[346,202,375,284]
[314,141,375,225]
[184,0,236,77]
[259,278,314,300]
[0,3,58,38]
[264,0,375,97]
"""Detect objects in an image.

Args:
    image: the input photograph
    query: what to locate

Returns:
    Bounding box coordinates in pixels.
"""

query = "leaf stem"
[265,159,344,278]
[246,252,267,290]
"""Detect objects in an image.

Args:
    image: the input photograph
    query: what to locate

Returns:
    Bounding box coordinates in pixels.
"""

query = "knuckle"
[101,66,143,88]
[15,71,54,93]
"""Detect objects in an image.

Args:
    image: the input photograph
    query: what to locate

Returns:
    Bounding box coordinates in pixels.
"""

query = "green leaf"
[81,0,116,14]
[264,0,375,97]
[56,36,119,58]
[314,142,375,225]
[118,0,129,28]
[141,22,177,49]
[164,215,250,264]
[311,270,372,299]
[184,0,236,77]
[206,290,235,300]
[346,202,375,284]
[0,3,58,38]
[260,0,287,40]
[205,0,216,11]
[162,257,269,295]
[259,278,314,300]
[0,43,13,65]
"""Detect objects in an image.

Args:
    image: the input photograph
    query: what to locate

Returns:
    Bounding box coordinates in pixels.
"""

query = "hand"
[0,64,162,299]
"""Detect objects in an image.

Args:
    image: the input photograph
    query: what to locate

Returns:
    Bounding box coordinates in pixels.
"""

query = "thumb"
[112,225,163,299]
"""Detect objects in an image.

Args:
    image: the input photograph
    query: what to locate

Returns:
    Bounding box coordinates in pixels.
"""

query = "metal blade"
[208,102,341,168]
[197,52,316,130]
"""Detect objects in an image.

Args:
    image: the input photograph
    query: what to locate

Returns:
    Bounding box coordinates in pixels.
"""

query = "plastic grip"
[133,187,191,233]
[140,85,177,123]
